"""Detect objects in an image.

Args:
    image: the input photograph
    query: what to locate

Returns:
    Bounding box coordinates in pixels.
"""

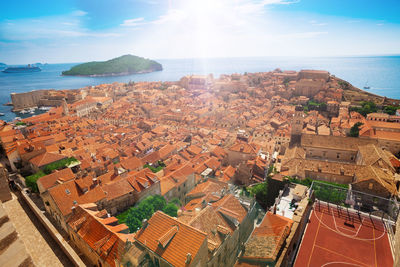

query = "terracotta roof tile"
[29,152,67,168]
[135,211,207,267]
[37,168,75,192]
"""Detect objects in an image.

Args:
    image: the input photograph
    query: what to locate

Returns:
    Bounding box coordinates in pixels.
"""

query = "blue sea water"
[0,56,399,122]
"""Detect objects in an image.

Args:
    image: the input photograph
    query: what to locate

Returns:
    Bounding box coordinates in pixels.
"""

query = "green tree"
[349,122,363,137]
[163,203,178,217]
[283,77,290,88]
[148,195,167,211]
[137,201,154,219]
[249,181,269,208]
[383,105,398,115]
[125,209,143,232]
[350,101,377,116]
[25,171,46,192]
[169,197,182,207]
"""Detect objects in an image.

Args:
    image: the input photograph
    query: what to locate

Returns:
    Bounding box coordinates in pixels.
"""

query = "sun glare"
[181,0,228,58]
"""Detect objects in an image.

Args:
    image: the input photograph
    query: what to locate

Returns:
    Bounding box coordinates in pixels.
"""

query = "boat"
[20,110,28,114]
[29,111,35,114]
[0,113,4,116]
[2,64,41,73]
[363,81,370,89]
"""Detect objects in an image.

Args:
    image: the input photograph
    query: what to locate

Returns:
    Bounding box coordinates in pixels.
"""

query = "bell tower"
[62,98,69,116]
[290,106,304,146]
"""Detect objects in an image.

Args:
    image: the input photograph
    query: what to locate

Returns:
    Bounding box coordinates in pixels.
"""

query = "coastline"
[61,68,163,78]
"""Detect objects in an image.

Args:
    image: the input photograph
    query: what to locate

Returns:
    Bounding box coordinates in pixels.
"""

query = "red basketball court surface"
[294,202,394,267]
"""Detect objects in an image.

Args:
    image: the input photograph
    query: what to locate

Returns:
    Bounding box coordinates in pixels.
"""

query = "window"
[368,183,373,190]
[337,153,340,159]
[65,189,71,195]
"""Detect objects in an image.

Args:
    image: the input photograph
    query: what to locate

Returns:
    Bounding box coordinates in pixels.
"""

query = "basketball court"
[294,201,394,267]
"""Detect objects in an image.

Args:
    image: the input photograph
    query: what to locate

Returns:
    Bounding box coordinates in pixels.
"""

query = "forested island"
[62,54,162,77]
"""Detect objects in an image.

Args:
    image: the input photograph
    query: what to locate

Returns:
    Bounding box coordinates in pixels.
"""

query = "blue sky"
[1,0,400,64]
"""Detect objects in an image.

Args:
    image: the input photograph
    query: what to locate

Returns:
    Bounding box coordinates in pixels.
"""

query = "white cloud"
[152,9,187,25]
[71,10,88,17]
[238,0,298,14]
[121,17,145,27]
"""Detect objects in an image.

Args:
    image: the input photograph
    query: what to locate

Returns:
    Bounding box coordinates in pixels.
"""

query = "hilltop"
[61,54,162,77]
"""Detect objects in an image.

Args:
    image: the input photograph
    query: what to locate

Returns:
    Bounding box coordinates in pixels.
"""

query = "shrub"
[43,157,79,174]
[117,195,178,233]
[248,181,269,208]
[349,122,363,137]
[25,171,46,192]
[163,203,178,217]
[143,161,165,173]
[169,197,181,207]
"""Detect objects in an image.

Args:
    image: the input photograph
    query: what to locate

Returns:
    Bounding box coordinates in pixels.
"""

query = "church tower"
[290,106,304,147]
[62,98,69,116]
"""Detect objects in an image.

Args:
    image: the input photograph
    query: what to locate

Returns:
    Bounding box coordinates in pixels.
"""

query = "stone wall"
[38,99,64,107]
[297,70,330,81]
[305,170,354,184]
[19,189,85,266]
[11,90,49,111]
[0,163,11,202]
[276,196,313,267]
[294,79,327,98]
[394,215,400,267]
[304,147,357,163]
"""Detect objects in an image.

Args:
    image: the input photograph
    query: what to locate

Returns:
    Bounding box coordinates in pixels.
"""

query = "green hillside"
[62,54,162,76]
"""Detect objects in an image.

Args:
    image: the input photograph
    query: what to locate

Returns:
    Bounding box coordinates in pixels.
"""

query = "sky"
[1,0,400,64]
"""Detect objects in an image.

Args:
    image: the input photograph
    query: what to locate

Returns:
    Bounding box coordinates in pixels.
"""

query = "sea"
[0,56,399,122]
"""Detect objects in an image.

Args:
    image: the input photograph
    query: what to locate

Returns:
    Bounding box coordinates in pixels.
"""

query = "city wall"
[11,90,49,111]
[16,185,86,267]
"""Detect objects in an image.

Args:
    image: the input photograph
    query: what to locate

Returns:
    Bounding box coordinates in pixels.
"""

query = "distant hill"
[0,63,6,67]
[62,55,162,77]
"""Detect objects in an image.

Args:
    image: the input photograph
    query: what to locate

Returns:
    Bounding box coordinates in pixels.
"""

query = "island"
[61,54,162,77]
[0,63,6,68]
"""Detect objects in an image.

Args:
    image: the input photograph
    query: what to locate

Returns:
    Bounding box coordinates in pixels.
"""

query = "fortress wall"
[38,99,63,107]
[11,90,49,111]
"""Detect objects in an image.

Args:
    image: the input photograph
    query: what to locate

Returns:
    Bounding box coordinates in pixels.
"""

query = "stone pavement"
[2,193,72,266]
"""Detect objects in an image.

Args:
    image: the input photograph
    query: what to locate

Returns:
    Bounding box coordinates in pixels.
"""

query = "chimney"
[201,199,207,208]
[71,206,76,214]
[185,253,192,264]
[142,219,148,229]
[93,178,98,186]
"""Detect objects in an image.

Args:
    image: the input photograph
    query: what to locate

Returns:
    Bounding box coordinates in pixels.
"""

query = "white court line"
[332,209,363,237]
[313,207,386,241]
[321,261,365,267]
[337,226,357,234]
